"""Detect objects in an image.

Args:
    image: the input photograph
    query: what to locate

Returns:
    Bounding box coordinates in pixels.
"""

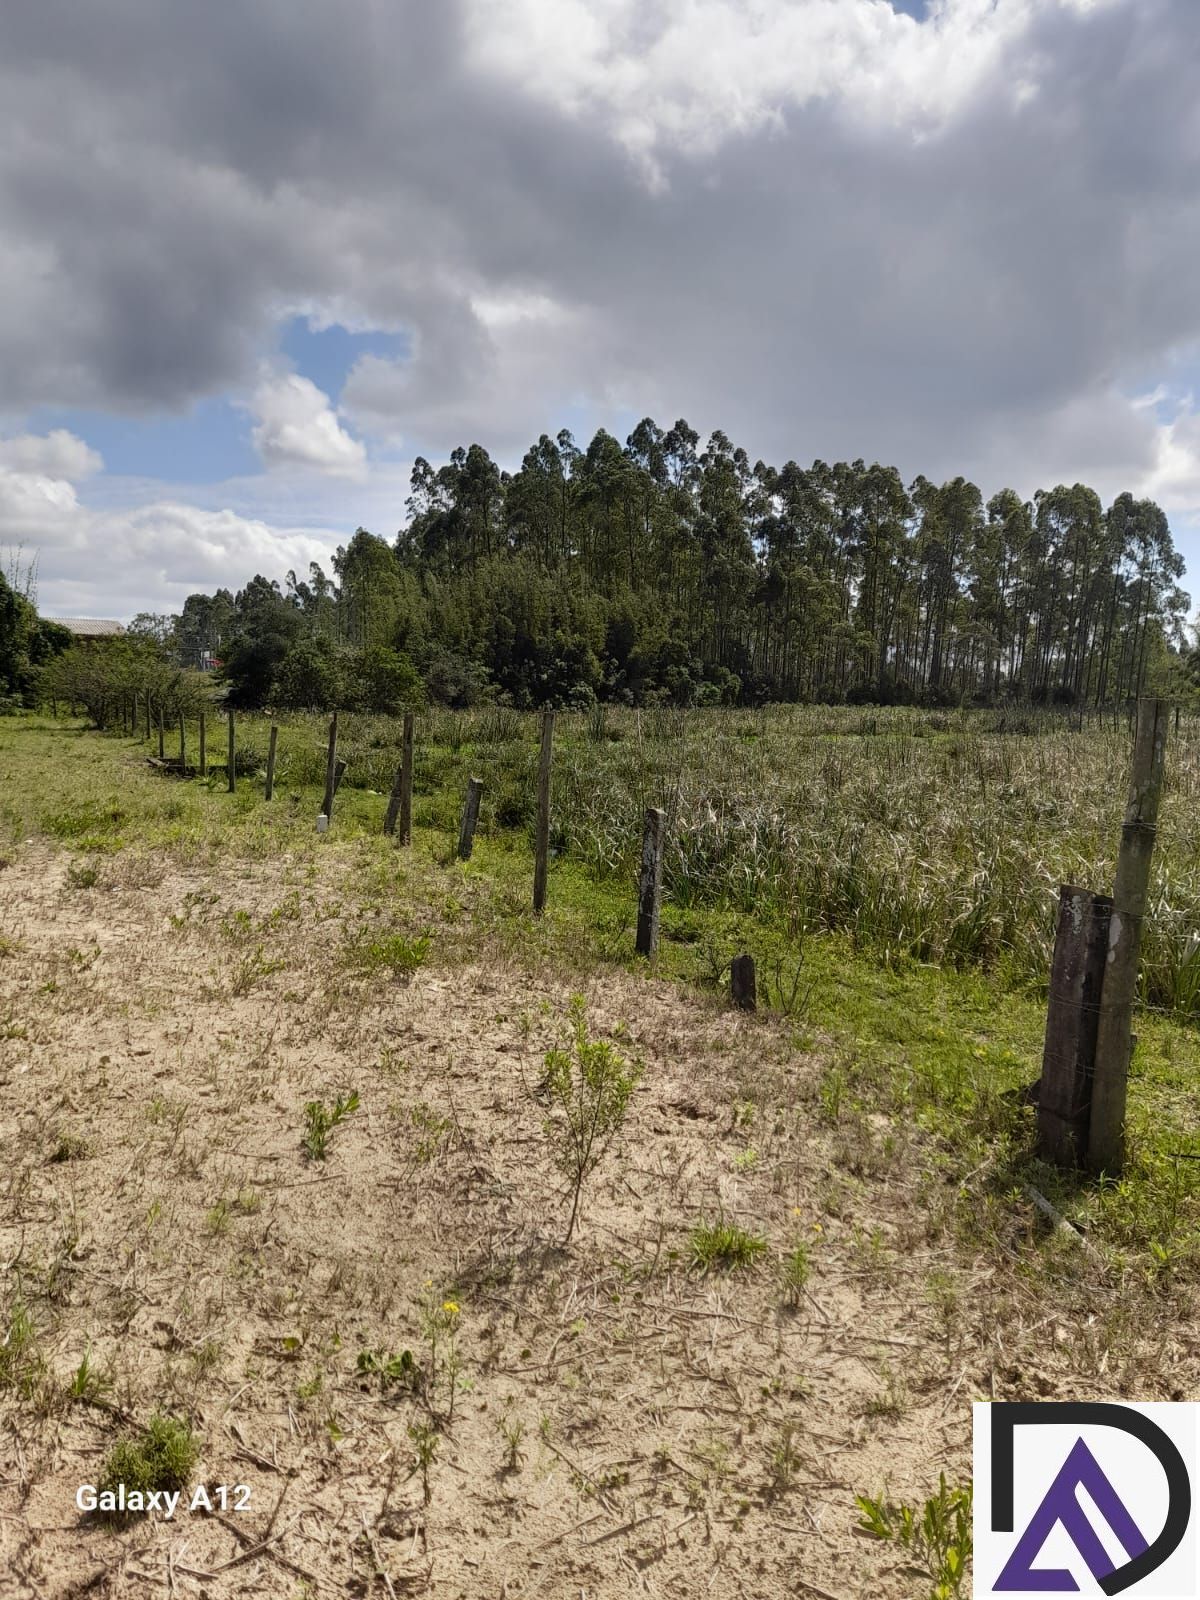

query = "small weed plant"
[356,1347,420,1394]
[408,1419,439,1505]
[303,1090,360,1160]
[541,996,641,1245]
[857,1474,972,1600]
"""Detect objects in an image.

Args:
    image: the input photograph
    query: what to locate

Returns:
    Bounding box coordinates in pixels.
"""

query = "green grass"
[349,930,431,979]
[690,1220,769,1272]
[98,1413,199,1502]
[6,708,1200,1284]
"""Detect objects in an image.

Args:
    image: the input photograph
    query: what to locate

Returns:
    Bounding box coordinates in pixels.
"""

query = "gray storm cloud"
[1,0,1199,614]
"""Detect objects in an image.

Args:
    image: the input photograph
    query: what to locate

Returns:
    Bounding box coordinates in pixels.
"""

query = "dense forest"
[14,419,1198,712]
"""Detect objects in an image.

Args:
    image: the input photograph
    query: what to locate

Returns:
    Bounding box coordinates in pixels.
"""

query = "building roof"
[51,618,126,637]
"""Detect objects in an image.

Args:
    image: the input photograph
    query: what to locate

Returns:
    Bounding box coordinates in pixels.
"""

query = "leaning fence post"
[636,808,665,956]
[321,712,339,819]
[457,777,483,860]
[1087,696,1170,1174]
[198,711,207,777]
[533,709,555,913]
[1037,886,1112,1166]
[265,725,278,800]
[227,710,237,793]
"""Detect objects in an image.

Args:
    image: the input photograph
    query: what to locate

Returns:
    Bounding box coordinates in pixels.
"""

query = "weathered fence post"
[198,711,207,777]
[384,713,415,841]
[1088,697,1170,1173]
[384,764,404,835]
[144,692,151,742]
[533,709,555,913]
[157,701,165,761]
[731,953,757,1011]
[399,712,414,844]
[636,807,665,957]
[1037,886,1112,1166]
[457,777,483,861]
[178,711,186,771]
[321,713,339,819]
[265,725,278,800]
[227,710,236,793]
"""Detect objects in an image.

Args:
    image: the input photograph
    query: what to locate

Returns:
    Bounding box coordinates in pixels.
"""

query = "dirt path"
[0,838,978,1598]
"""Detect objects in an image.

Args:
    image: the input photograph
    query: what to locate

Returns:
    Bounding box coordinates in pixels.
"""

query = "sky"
[1,0,1199,621]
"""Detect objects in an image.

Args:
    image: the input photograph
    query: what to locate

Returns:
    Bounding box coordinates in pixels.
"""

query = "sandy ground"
[0,834,1064,1598]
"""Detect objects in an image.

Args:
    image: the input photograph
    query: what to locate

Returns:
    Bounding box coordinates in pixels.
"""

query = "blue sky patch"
[279,316,407,402]
[29,397,260,485]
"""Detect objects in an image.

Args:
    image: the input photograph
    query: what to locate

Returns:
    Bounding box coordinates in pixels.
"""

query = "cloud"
[1,0,1200,603]
[248,372,366,477]
[0,429,103,481]
[0,432,335,617]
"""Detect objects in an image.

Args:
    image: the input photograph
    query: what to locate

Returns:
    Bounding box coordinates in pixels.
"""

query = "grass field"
[2,708,1199,1598]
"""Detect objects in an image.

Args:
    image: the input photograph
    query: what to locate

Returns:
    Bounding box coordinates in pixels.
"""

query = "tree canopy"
[138,421,1195,710]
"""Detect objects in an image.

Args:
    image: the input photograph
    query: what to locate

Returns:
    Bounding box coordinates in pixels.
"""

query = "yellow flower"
[790,1207,803,1217]
[442,1300,460,1317]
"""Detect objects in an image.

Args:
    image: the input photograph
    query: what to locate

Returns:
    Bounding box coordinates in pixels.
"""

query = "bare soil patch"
[0,836,1141,1597]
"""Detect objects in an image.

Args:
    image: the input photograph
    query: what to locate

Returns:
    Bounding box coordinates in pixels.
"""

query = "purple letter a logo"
[995,1438,1148,1591]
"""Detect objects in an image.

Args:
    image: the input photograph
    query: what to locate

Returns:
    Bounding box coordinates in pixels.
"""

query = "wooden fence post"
[384,713,415,841]
[399,712,414,845]
[457,777,483,861]
[265,725,278,800]
[144,692,151,742]
[533,709,555,913]
[178,711,186,771]
[636,808,665,957]
[1037,886,1112,1166]
[1088,696,1170,1174]
[227,710,237,793]
[157,701,165,761]
[198,712,207,777]
[321,713,339,819]
[384,764,403,835]
[731,953,757,1011]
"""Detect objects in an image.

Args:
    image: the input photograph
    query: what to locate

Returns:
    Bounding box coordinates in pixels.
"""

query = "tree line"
[9,419,1195,713]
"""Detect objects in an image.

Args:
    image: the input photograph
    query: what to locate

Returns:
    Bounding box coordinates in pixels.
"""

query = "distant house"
[51,618,126,641]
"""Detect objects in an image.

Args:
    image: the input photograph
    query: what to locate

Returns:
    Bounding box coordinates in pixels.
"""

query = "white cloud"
[0,449,333,618]
[248,372,366,477]
[0,429,102,481]
[1137,396,1200,519]
[462,0,1051,176]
